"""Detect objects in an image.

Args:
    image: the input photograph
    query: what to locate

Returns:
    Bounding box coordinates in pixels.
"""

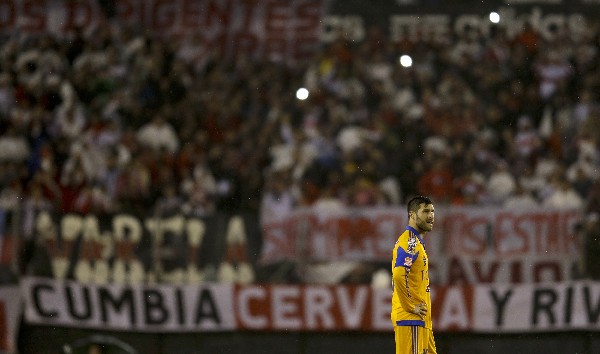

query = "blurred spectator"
[0,11,598,286]
[22,182,54,238]
[542,176,584,210]
[0,72,15,117]
[50,102,87,140]
[512,115,542,168]
[115,157,151,214]
[154,184,183,216]
[486,160,516,204]
[260,170,296,221]
[180,173,217,217]
[0,125,30,162]
[417,156,453,204]
[136,114,179,154]
[504,183,539,210]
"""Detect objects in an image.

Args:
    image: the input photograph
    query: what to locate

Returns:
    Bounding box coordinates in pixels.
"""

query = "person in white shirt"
[542,177,584,210]
[136,114,179,154]
[486,160,516,205]
[504,183,539,210]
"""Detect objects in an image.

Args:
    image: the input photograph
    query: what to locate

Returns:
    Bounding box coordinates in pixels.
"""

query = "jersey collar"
[406,226,426,250]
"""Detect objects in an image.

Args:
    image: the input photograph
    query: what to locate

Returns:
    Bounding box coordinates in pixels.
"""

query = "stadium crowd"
[0,19,600,281]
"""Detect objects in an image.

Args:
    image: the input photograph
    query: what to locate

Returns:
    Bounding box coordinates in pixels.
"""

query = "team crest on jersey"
[404,257,413,267]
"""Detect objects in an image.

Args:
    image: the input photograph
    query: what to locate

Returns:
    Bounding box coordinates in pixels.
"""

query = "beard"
[416,216,433,233]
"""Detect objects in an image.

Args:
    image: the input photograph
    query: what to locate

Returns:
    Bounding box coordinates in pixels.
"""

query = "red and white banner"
[0,286,21,354]
[0,0,327,61]
[20,277,600,333]
[260,207,583,284]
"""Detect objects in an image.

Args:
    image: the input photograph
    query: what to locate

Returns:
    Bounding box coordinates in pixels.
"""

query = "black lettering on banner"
[33,283,58,318]
[195,288,221,325]
[176,288,185,325]
[99,287,136,324]
[489,289,512,326]
[583,286,600,324]
[532,288,557,325]
[564,286,573,324]
[66,285,92,320]
[144,289,168,325]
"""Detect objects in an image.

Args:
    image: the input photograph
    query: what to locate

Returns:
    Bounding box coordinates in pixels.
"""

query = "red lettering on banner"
[565,210,581,253]
[512,213,530,254]
[495,210,579,256]
[532,213,546,254]
[265,1,288,33]
[338,217,376,253]
[494,212,525,255]
[296,2,321,32]
[228,1,258,57]
[237,286,268,329]
[444,213,487,256]
[294,1,323,59]
[23,0,46,31]
[236,285,388,331]
[0,0,16,29]
[0,0,325,61]
[545,212,560,253]
[433,286,473,331]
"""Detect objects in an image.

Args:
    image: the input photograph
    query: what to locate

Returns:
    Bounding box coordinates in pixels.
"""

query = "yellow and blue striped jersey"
[391,225,432,329]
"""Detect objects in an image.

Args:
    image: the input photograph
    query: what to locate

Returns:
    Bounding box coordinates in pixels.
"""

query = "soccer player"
[391,195,437,354]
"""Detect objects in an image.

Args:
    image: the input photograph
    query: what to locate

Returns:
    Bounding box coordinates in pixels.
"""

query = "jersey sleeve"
[392,236,422,314]
[394,235,419,269]
[394,245,419,269]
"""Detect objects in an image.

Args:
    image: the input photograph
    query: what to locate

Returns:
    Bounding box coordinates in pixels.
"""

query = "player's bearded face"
[415,203,435,232]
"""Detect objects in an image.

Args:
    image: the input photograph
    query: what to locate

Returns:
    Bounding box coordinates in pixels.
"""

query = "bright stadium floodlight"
[489,12,500,24]
[296,87,309,100]
[399,54,412,68]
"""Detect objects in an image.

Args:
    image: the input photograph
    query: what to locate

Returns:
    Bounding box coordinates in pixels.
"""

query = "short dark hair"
[407,196,433,214]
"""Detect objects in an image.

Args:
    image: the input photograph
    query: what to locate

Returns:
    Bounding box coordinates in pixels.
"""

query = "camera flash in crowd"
[296,87,309,100]
[399,54,412,68]
[490,12,500,23]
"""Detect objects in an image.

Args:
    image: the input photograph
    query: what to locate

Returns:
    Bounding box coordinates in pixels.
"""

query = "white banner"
[21,277,235,332]
[472,281,600,332]
[0,0,326,61]
[260,207,583,284]
[20,277,600,333]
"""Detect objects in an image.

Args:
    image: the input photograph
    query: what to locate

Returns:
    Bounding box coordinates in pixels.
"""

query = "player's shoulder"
[395,229,420,253]
[395,229,417,246]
